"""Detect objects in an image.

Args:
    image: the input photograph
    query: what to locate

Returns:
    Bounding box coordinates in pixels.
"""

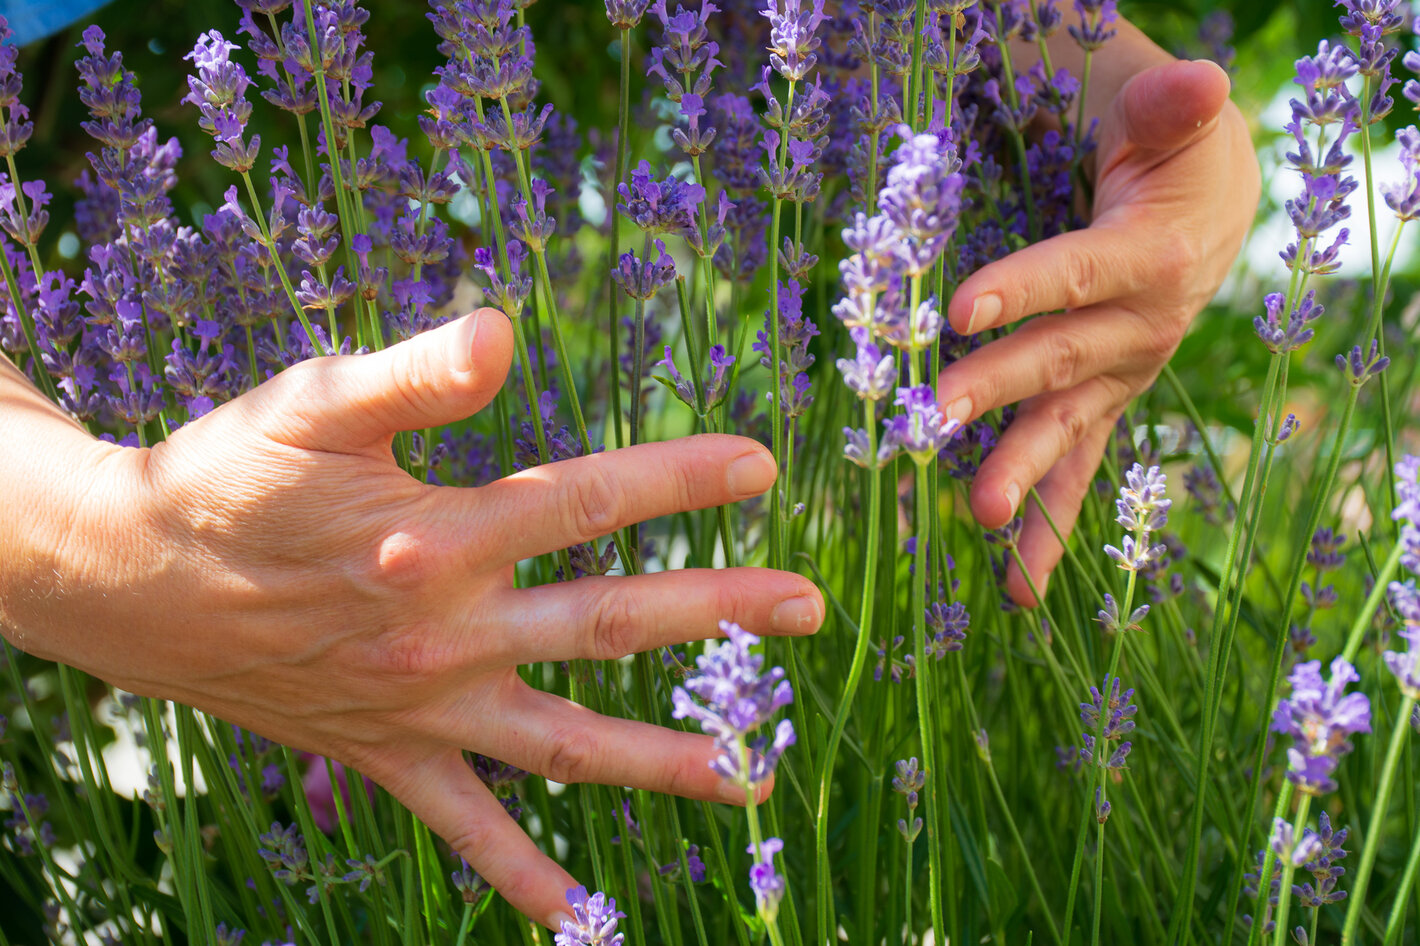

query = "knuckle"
[1062,249,1098,310]
[540,726,599,785]
[1044,330,1086,392]
[444,818,497,866]
[383,349,439,427]
[657,749,708,798]
[564,464,623,539]
[371,530,443,591]
[370,623,452,683]
[588,586,642,661]
[1140,319,1186,363]
[1047,401,1090,451]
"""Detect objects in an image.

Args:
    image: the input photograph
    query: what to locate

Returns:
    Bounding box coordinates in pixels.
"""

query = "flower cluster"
[892,756,925,842]
[671,620,796,788]
[1103,463,1171,572]
[1077,674,1137,774]
[554,885,625,946]
[1271,657,1371,795]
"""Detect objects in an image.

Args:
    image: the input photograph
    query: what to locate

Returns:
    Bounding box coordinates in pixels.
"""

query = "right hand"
[1,308,823,927]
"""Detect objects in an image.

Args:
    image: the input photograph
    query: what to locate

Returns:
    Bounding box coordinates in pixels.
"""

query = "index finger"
[460,434,777,565]
[945,219,1158,337]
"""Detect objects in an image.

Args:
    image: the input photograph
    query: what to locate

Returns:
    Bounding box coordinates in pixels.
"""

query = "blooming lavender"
[748,837,787,922]
[1272,657,1371,795]
[554,886,625,946]
[1103,463,1171,572]
[183,31,260,172]
[881,385,960,466]
[671,620,796,788]
[892,757,925,842]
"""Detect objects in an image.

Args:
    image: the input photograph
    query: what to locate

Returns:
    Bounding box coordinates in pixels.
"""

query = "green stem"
[1342,695,1418,944]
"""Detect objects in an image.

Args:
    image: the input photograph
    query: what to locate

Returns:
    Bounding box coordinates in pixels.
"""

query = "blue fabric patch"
[0,0,118,46]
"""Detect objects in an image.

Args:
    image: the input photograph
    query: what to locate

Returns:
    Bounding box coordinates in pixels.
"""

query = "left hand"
[936,58,1259,605]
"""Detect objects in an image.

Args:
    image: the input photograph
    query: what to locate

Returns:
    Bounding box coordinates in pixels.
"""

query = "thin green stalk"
[1382,807,1420,945]
[911,457,946,940]
[813,403,882,944]
[1342,694,1418,943]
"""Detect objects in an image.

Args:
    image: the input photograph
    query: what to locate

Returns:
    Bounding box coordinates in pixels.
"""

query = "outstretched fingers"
[493,568,823,665]
[463,435,778,565]
[471,682,760,807]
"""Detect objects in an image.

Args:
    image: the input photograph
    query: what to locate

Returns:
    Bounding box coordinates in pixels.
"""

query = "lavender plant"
[1,1,1419,945]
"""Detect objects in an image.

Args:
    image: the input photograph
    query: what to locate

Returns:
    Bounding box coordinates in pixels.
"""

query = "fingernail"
[1004,481,1022,515]
[727,451,776,498]
[942,395,972,425]
[966,293,1001,335]
[453,311,481,374]
[771,595,822,635]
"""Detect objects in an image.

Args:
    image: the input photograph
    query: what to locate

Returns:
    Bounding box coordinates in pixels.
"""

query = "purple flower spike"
[611,240,677,301]
[747,837,787,921]
[1382,126,1420,221]
[605,0,652,29]
[671,621,796,789]
[882,384,960,465]
[555,885,625,946]
[762,0,829,81]
[1273,657,1371,796]
[0,15,33,159]
[184,31,260,171]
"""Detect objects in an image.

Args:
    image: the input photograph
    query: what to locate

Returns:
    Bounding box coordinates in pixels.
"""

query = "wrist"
[0,364,152,666]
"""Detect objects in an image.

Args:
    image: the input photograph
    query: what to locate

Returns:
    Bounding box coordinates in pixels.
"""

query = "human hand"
[937,58,1259,605]
[5,309,823,927]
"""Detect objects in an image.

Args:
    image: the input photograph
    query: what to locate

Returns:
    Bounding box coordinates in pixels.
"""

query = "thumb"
[1116,59,1231,153]
[285,308,515,452]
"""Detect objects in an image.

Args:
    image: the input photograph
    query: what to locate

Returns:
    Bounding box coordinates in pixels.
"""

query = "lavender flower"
[878,127,965,276]
[892,756,925,841]
[671,620,796,788]
[762,0,829,81]
[611,240,677,301]
[1103,463,1170,571]
[605,0,652,29]
[554,885,625,946]
[881,385,960,465]
[835,327,896,400]
[1270,817,1323,869]
[0,16,33,158]
[1336,339,1390,384]
[747,837,787,922]
[617,161,705,240]
[1382,126,1420,221]
[1097,593,1149,634]
[1294,811,1350,907]
[183,31,260,172]
[1272,657,1371,795]
[656,343,735,413]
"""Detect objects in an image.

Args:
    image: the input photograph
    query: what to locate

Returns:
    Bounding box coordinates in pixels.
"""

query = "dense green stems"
[1090,586,1130,946]
[0,244,60,403]
[1223,379,1363,939]
[1342,694,1418,944]
[1382,810,1420,945]
[238,170,323,350]
[607,29,632,450]
[813,405,882,945]
[910,458,946,940]
[907,0,929,129]
[1173,351,1285,936]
